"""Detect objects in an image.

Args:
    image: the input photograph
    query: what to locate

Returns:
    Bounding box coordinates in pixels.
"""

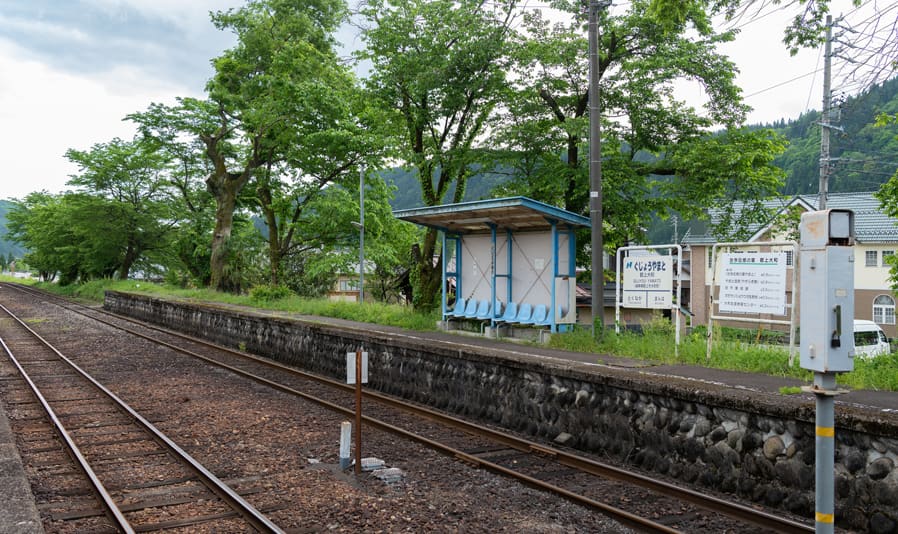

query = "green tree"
[648,0,861,54]
[271,173,417,302]
[253,87,386,287]
[150,0,350,291]
[357,0,516,309]
[6,193,124,283]
[64,137,175,280]
[8,135,181,283]
[493,1,785,253]
[7,193,66,281]
[873,112,898,290]
[128,103,220,287]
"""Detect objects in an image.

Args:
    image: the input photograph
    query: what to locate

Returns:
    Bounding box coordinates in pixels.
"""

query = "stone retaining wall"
[105,291,898,532]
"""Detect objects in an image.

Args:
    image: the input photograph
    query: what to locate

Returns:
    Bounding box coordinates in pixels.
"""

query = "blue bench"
[466,299,489,319]
[508,302,533,324]
[460,298,478,317]
[526,304,548,325]
[496,301,518,324]
[477,300,502,320]
[448,298,467,318]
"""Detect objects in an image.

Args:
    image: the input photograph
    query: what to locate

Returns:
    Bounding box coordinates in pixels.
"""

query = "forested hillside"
[770,76,898,195]
[0,200,26,260]
[386,167,514,210]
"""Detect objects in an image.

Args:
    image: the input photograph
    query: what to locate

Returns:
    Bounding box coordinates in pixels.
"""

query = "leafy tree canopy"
[491,0,785,252]
[357,0,517,309]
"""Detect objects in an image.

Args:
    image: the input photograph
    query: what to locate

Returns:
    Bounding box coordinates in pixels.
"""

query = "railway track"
[4,283,815,533]
[0,298,283,533]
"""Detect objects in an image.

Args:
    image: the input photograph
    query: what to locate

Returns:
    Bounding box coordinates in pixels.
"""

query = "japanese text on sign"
[622,256,672,309]
[718,252,787,316]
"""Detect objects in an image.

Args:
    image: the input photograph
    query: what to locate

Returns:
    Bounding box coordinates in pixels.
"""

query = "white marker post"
[346,349,368,474]
[339,421,352,469]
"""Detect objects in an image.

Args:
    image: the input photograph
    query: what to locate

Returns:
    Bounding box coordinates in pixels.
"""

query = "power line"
[742,68,824,99]
[723,2,792,32]
[806,44,823,111]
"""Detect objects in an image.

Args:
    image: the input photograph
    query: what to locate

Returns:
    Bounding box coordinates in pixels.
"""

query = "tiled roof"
[819,192,898,243]
[682,192,898,244]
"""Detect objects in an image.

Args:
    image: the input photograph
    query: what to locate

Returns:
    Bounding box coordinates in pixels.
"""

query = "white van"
[854,320,892,358]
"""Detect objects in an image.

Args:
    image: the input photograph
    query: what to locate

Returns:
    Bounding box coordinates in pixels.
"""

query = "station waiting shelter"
[393,197,589,334]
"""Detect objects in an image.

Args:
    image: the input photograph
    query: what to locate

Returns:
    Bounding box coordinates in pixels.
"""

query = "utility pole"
[819,15,833,210]
[589,0,611,337]
[352,167,366,304]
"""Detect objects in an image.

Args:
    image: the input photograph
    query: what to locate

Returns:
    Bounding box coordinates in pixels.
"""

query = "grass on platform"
[24,278,439,332]
[546,318,898,391]
[8,276,898,392]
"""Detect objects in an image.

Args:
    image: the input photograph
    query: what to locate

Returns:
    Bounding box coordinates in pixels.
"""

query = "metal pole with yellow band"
[811,374,839,532]
[799,209,855,534]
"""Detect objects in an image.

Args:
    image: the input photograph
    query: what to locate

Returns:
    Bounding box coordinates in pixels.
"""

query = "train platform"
[0,398,43,533]
[247,307,898,415]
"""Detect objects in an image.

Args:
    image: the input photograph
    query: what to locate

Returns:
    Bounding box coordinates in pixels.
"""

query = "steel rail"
[74,316,677,533]
[0,306,135,534]
[0,299,284,534]
[6,284,814,533]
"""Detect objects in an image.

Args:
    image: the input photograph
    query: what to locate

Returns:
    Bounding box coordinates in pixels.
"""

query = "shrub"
[249,284,294,302]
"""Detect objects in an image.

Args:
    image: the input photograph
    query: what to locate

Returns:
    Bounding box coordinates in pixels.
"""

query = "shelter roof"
[393,196,590,234]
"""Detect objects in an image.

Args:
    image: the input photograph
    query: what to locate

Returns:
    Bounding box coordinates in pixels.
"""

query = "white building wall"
[854,243,897,290]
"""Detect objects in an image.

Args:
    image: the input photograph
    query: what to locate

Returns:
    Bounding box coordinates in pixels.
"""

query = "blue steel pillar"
[550,220,558,333]
[441,232,447,318]
[490,224,497,330]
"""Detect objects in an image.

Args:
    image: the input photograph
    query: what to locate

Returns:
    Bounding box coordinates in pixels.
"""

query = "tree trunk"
[202,124,258,292]
[118,243,138,280]
[411,226,441,310]
[209,190,238,291]
[256,179,282,286]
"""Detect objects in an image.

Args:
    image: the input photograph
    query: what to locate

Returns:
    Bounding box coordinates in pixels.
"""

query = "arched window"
[873,295,896,325]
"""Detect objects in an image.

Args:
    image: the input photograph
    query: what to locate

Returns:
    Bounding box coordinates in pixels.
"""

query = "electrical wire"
[742,68,825,100]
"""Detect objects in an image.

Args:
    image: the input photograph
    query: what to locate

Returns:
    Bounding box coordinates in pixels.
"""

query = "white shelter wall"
[458,234,494,302]
[509,232,564,307]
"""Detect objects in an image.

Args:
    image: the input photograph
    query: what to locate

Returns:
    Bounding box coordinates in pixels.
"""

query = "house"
[329,275,361,302]
[681,192,898,338]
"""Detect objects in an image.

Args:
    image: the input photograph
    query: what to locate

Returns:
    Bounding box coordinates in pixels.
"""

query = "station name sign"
[622,256,672,309]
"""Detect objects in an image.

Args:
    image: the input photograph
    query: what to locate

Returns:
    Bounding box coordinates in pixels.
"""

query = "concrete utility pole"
[588,0,611,336]
[819,15,833,210]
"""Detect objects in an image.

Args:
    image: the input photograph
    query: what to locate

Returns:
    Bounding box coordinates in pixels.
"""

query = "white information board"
[622,256,672,309]
[718,253,787,315]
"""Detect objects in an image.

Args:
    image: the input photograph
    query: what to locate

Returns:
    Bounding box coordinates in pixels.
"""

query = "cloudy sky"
[0,0,887,201]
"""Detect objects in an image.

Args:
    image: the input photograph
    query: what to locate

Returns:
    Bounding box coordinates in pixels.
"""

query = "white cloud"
[0,13,93,45]
[88,0,243,30]
[0,39,194,200]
